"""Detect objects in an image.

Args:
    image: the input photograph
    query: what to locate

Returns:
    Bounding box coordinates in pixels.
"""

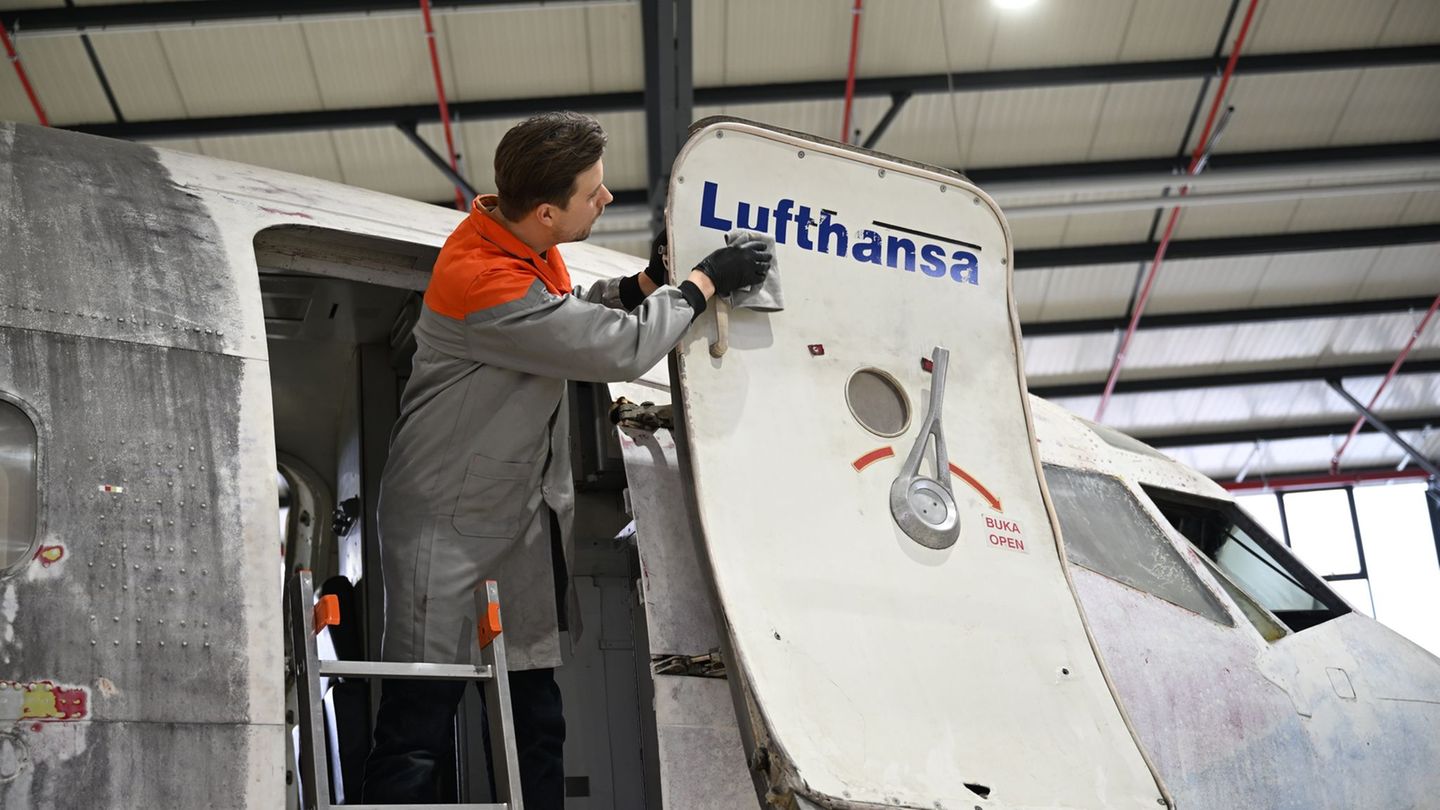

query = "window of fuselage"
[0,400,39,577]
[1143,485,1350,634]
[1042,465,1233,627]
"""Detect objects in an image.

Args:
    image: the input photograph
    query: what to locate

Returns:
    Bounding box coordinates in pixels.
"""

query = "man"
[362,111,770,807]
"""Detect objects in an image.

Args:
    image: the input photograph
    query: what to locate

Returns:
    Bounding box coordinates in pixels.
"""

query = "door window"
[0,400,39,577]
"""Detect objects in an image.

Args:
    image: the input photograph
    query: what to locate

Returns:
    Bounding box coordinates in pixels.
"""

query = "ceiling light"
[992,0,1039,10]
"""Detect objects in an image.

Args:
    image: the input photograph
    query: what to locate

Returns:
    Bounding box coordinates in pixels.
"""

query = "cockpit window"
[1143,485,1349,633]
[1193,551,1290,642]
[0,400,39,577]
[1043,465,1232,627]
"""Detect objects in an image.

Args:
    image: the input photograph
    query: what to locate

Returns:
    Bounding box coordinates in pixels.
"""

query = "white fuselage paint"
[4,121,1438,809]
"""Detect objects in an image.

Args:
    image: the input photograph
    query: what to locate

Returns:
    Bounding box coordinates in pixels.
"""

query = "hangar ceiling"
[2,0,1437,486]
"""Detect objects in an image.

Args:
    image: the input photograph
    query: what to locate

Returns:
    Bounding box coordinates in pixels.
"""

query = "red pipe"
[1,25,49,126]
[840,0,863,144]
[418,0,466,210]
[1329,291,1440,474]
[1094,0,1261,423]
[1224,468,1432,493]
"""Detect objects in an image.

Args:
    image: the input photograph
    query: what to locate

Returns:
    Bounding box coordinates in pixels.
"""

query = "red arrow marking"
[852,446,895,471]
[949,463,1002,512]
[852,450,1003,512]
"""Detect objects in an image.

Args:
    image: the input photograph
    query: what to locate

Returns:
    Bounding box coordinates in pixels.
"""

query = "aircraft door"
[665,118,1169,810]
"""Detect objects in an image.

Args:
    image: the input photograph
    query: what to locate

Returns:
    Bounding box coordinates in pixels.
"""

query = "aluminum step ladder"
[288,570,523,809]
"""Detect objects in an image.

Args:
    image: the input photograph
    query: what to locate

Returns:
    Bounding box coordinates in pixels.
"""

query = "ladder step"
[318,660,495,681]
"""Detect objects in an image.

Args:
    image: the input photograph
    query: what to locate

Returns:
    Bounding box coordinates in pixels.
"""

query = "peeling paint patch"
[95,678,118,698]
[32,545,64,567]
[1,584,16,654]
[0,681,89,722]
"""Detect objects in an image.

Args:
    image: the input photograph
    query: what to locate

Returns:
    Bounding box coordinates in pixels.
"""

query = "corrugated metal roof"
[1015,242,1439,318]
[1247,0,1404,53]
[1399,190,1440,224]
[157,23,325,117]
[1118,0,1233,60]
[695,96,890,146]
[709,0,854,85]
[1049,370,1440,438]
[445,6,594,100]
[84,30,185,121]
[1027,311,1440,385]
[1083,78,1206,160]
[1330,65,1440,145]
[196,130,346,184]
[0,0,1434,482]
[966,84,1113,167]
[1379,0,1440,46]
[1025,262,1139,320]
[1161,430,1436,479]
[299,17,444,110]
[331,124,456,201]
[1,31,111,124]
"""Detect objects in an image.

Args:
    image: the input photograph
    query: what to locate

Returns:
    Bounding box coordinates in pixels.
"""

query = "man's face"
[549,159,613,243]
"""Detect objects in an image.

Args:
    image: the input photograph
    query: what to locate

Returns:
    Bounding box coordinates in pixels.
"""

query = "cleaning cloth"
[724,229,784,312]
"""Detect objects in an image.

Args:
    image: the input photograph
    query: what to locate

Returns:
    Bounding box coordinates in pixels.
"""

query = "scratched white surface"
[667,121,1164,809]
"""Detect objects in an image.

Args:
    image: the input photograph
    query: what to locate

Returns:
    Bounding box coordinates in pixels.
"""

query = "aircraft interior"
[258,226,655,806]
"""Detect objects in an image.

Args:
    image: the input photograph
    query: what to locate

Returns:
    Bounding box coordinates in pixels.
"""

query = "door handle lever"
[889,347,961,549]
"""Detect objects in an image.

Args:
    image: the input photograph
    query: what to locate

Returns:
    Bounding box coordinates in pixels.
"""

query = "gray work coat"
[377,199,696,670]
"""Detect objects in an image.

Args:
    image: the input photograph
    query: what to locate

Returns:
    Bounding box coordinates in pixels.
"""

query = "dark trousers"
[361,668,565,808]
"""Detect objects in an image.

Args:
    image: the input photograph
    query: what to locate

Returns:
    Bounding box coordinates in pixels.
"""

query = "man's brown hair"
[493,112,607,221]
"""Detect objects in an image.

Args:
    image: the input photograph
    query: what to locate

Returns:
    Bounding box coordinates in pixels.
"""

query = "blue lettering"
[920,243,948,277]
[853,230,883,265]
[700,181,732,231]
[695,181,980,290]
[774,198,796,245]
[885,236,917,272]
[950,251,980,285]
[736,201,770,232]
[795,205,815,250]
[818,213,848,257]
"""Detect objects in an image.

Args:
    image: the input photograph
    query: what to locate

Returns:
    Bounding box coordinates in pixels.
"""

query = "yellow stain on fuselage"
[20,684,64,719]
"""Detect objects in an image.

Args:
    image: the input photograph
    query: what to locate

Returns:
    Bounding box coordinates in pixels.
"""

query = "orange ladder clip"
[313,594,340,636]
[477,579,504,649]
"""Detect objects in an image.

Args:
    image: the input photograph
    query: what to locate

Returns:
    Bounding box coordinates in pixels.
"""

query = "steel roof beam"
[1021,296,1439,337]
[396,122,476,201]
[500,139,1440,210]
[1140,414,1439,448]
[1220,467,1435,490]
[861,91,912,150]
[1,1,566,32]
[969,139,1440,188]
[1029,357,1440,399]
[1327,379,1440,480]
[73,91,643,141]
[434,140,1439,212]
[63,45,1440,141]
[642,0,693,234]
[1016,224,1440,269]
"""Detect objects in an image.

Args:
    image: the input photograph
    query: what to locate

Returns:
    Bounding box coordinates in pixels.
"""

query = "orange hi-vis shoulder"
[425,194,573,319]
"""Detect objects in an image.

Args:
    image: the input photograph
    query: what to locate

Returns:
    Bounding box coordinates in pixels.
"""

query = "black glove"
[644,230,668,286]
[696,239,772,296]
